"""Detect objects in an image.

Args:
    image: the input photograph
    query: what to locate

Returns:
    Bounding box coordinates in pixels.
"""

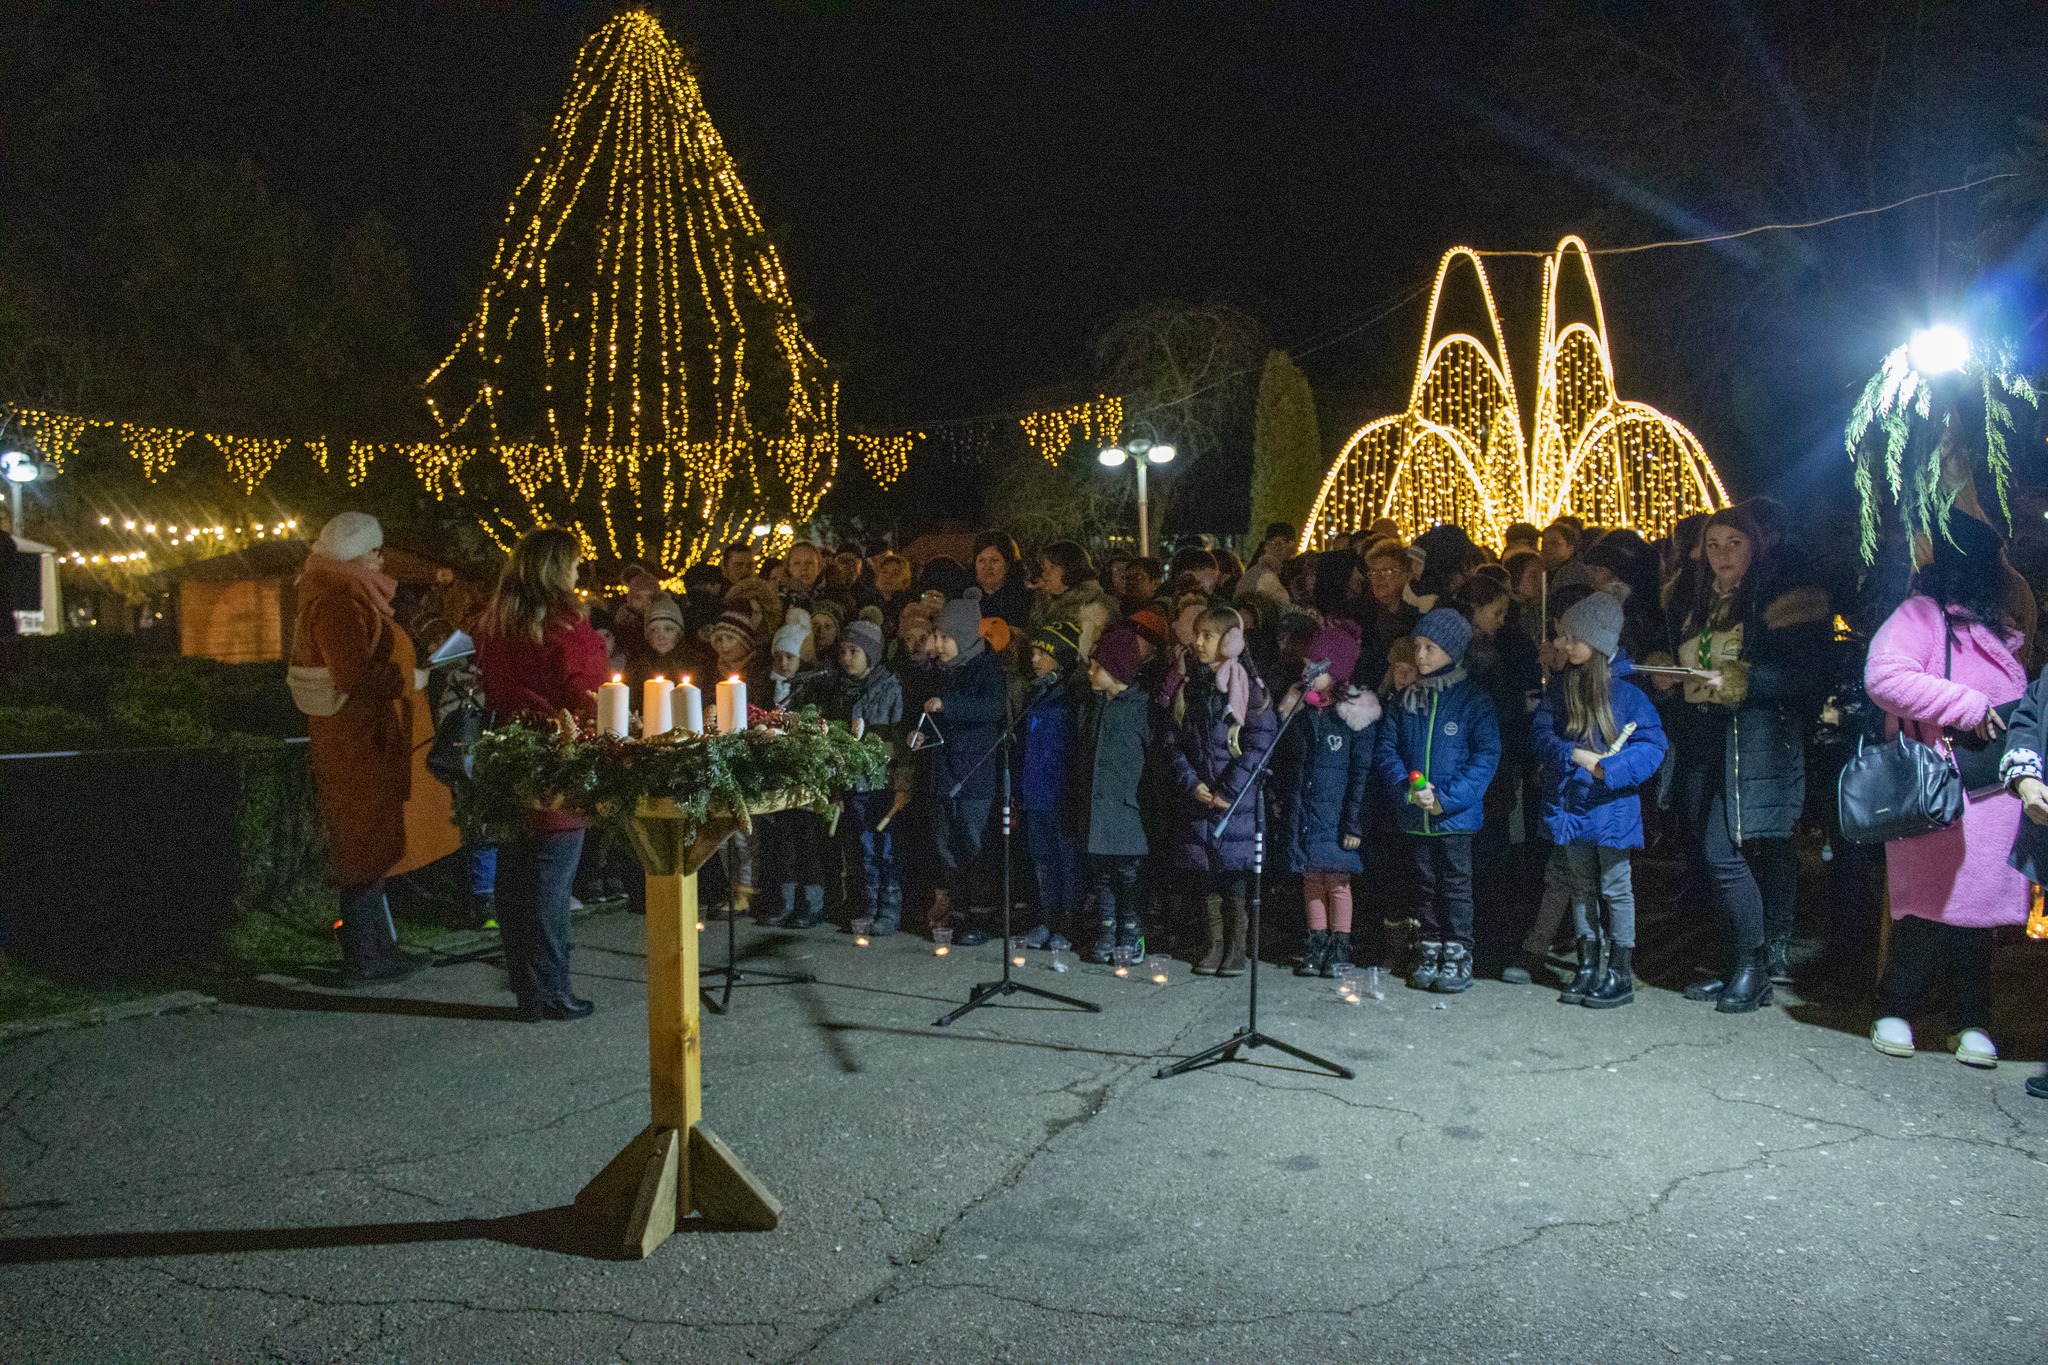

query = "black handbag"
[1939,626,2017,795]
[427,682,487,788]
[1837,730,1963,844]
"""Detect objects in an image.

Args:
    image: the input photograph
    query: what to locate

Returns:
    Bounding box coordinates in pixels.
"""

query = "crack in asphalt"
[1209,1068,1429,1124]
[782,1004,1217,1362]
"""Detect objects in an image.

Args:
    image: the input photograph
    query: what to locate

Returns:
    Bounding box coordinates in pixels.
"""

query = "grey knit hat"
[1559,589,1624,661]
[935,591,982,648]
[842,619,885,670]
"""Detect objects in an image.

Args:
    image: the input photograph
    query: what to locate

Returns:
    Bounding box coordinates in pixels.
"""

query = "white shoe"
[1871,1016,1915,1058]
[1953,1029,1998,1069]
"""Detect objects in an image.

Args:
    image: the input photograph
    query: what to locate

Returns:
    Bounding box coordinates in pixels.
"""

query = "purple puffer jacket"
[1162,662,1278,874]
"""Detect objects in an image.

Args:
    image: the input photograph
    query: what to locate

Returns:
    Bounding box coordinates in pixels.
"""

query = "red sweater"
[475,615,611,832]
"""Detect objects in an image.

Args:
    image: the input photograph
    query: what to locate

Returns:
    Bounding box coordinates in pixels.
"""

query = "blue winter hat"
[1414,607,1473,667]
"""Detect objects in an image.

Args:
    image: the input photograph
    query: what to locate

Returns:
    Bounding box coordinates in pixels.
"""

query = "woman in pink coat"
[1862,515,2030,1069]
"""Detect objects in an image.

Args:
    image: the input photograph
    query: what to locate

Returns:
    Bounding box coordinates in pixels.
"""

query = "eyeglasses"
[1367,565,1403,578]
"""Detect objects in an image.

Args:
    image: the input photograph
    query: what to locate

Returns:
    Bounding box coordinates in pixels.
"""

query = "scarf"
[302,552,397,619]
[943,635,986,670]
[1213,611,1251,726]
[1398,661,1468,713]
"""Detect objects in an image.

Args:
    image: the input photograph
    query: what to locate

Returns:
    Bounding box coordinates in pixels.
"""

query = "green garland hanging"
[454,709,892,846]
[1846,337,2038,563]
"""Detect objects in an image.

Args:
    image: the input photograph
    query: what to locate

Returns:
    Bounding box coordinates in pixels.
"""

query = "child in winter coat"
[1020,622,1086,951]
[1079,625,1152,962]
[1531,592,1667,1008]
[1375,608,1500,993]
[1164,607,1278,975]
[760,612,829,926]
[1270,618,1381,977]
[910,592,1007,945]
[823,619,906,934]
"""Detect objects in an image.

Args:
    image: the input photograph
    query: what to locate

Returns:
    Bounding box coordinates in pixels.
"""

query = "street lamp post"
[2,452,39,536]
[1096,437,1176,559]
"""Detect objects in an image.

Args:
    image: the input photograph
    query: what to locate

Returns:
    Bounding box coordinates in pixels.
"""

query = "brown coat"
[292,565,415,889]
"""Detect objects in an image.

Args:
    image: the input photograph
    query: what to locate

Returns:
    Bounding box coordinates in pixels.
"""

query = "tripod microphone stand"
[701,840,815,1015]
[935,679,1101,1028]
[1157,697,1354,1080]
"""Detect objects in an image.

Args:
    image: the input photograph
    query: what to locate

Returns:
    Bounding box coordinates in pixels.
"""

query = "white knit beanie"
[312,512,383,562]
[771,607,812,659]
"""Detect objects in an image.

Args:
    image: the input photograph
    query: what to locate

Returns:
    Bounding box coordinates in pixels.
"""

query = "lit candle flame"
[612,673,623,683]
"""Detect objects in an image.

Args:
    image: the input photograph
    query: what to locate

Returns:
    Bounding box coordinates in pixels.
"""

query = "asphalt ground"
[4,899,2047,1364]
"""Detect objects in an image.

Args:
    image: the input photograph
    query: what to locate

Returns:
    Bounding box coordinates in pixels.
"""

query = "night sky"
[17,2,2048,512]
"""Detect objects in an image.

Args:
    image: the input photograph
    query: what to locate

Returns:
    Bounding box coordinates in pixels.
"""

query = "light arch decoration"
[1303,236,1728,550]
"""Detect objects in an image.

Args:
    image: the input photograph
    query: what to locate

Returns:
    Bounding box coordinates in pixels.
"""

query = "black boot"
[1716,945,1775,1014]
[1218,894,1249,977]
[1683,975,1726,1002]
[1501,948,1547,986]
[1766,935,1794,985]
[1323,931,1352,978]
[1582,943,1634,1009]
[1295,929,1330,977]
[1559,937,1601,1005]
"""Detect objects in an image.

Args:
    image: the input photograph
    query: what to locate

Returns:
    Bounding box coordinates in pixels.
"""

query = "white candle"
[716,675,747,734]
[643,675,674,738]
[597,674,631,738]
[676,676,704,735]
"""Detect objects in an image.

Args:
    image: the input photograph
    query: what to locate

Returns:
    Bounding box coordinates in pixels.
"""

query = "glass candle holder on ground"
[1010,937,1029,969]
[852,916,873,947]
[1361,965,1385,999]
[1148,954,1171,985]
[932,927,953,956]
[1050,946,1069,973]
[1111,945,1136,978]
[1331,963,1357,996]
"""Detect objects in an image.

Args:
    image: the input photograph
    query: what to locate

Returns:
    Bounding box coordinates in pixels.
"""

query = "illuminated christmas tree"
[424,10,838,573]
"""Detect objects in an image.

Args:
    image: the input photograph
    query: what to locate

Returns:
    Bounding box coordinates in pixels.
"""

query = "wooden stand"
[574,798,786,1257]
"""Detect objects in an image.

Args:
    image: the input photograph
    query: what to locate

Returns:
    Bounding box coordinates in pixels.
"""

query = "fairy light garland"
[210,433,291,495]
[1018,396,1124,467]
[1303,236,1729,550]
[849,432,921,489]
[122,424,192,483]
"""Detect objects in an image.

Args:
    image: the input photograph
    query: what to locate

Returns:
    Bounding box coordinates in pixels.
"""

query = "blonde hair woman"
[473,528,610,1021]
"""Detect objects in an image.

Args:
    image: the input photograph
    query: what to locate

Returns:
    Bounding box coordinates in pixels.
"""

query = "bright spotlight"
[1909,325,1970,376]
[1097,446,1128,467]
[1146,443,1176,465]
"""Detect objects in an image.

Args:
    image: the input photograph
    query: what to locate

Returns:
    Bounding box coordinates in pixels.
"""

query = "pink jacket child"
[1863,593,2031,930]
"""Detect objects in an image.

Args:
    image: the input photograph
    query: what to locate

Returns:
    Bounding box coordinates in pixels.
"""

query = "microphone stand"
[702,827,816,1016]
[935,666,1101,1027]
[1157,692,1354,1080]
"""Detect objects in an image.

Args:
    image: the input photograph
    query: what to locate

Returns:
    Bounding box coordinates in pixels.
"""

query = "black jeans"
[761,810,826,919]
[1674,757,1767,956]
[1091,854,1144,947]
[1876,914,1994,1031]
[498,829,585,1008]
[1407,833,1475,948]
[843,790,901,926]
[933,795,994,910]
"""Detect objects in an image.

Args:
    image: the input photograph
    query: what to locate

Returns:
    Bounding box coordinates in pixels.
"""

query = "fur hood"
[1763,584,1829,631]
[1335,687,1381,732]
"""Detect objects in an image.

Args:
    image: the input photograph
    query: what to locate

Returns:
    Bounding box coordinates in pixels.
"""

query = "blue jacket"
[1019,672,1078,815]
[1531,656,1669,849]
[1271,690,1381,874]
[923,646,1007,802]
[1373,672,1500,835]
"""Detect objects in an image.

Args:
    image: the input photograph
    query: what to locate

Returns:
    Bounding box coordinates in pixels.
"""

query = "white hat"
[771,607,812,659]
[312,512,383,563]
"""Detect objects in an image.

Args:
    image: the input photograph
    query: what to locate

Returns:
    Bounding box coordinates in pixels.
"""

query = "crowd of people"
[289,501,2048,1098]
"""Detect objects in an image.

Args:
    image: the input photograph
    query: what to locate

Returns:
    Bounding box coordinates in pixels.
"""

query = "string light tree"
[424,10,840,575]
